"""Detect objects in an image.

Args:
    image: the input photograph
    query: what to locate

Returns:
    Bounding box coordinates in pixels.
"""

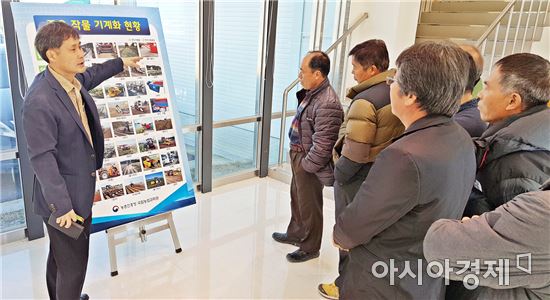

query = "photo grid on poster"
[34,37,184,211]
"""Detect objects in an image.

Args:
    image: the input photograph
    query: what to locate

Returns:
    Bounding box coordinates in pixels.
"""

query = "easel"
[105,211,181,276]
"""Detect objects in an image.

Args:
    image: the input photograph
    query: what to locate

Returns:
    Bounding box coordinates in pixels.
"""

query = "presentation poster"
[11,3,196,232]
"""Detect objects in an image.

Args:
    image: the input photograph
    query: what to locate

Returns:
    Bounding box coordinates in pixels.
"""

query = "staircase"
[416,0,550,76]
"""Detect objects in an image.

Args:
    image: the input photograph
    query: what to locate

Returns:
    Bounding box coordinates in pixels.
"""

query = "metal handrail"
[277,12,369,165]
[476,0,548,75]
[476,0,516,53]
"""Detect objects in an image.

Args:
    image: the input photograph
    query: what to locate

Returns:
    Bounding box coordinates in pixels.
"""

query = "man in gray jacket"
[333,41,476,299]
[424,179,550,300]
[272,51,344,263]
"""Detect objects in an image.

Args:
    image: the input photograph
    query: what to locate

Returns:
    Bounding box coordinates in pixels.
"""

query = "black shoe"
[272,232,300,246]
[286,249,320,263]
[80,294,89,300]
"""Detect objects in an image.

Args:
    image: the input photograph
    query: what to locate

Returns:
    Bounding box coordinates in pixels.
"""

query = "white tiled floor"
[1,177,339,299]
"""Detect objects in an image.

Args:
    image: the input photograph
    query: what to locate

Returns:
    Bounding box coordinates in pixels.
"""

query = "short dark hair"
[495,53,550,109]
[349,39,389,72]
[395,41,469,117]
[308,51,330,77]
[34,21,79,63]
[465,53,478,92]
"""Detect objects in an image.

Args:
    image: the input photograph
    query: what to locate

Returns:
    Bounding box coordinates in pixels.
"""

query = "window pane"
[213,0,263,121]
[269,116,293,166]
[132,0,199,126]
[0,18,17,153]
[183,131,198,183]
[269,0,313,167]
[213,123,257,179]
[0,159,25,233]
[0,9,26,234]
[322,0,339,51]
[271,0,313,114]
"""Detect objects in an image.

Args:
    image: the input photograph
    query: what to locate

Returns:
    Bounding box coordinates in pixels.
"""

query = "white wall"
[530,27,550,60]
[341,0,421,93]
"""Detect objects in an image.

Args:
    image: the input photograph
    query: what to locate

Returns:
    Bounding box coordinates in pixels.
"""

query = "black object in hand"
[47,206,84,240]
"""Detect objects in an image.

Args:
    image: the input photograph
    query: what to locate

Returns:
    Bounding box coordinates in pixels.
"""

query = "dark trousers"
[286,150,324,253]
[333,173,368,288]
[43,215,92,300]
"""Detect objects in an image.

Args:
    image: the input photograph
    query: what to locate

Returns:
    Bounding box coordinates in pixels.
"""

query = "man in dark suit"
[332,41,477,299]
[22,22,140,300]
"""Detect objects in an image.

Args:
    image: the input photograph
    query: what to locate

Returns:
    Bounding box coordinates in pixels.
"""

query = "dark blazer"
[453,98,487,138]
[23,58,123,219]
[334,115,477,299]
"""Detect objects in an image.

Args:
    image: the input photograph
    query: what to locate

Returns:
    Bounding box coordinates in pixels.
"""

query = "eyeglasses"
[386,76,397,86]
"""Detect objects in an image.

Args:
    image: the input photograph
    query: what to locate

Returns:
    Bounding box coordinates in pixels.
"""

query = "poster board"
[11,3,196,233]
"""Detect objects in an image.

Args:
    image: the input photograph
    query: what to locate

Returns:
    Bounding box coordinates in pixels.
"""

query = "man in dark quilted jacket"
[272,51,344,263]
[464,53,550,216]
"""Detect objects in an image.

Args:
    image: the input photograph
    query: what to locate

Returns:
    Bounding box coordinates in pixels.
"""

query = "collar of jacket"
[479,104,547,139]
[394,114,452,142]
[458,97,480,113]
[346,69,396,99]
[475,104,549,165]
[44,67,66,93]
[296,78,330,103]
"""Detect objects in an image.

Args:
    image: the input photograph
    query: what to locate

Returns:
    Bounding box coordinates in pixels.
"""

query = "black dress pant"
[286,150,324,253]
[333,175,365,288]
[43,215,92,300]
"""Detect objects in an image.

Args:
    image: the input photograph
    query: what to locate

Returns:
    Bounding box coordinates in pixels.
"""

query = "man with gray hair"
[464,53,550,216]
[332,41,476,299]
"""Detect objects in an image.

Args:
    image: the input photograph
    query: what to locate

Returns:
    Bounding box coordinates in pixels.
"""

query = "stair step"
[481,40,534,56]
[416,23,545,40]
[420,11,549,26]
[430,1,549,13]
[414,38,533,56]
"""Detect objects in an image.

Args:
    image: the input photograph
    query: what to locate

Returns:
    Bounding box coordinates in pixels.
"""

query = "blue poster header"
[33,15,150,35]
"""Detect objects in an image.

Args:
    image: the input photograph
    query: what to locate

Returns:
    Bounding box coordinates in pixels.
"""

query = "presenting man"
[272,51,343,263]
[333,41,476,299]
[22,21,141,300]
[318,39,404,300]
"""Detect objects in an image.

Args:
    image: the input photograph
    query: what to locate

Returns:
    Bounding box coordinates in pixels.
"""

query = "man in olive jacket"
[319,39,404,299]
[333,41,476,299]
[273,51,344,263]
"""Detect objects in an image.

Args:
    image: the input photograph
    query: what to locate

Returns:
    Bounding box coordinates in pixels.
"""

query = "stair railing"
[476,0,549,74]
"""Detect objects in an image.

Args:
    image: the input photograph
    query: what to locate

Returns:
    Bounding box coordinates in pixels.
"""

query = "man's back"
[335,115,476,299]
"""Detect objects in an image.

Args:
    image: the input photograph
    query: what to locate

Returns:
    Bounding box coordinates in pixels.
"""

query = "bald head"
[460,44,483,76]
